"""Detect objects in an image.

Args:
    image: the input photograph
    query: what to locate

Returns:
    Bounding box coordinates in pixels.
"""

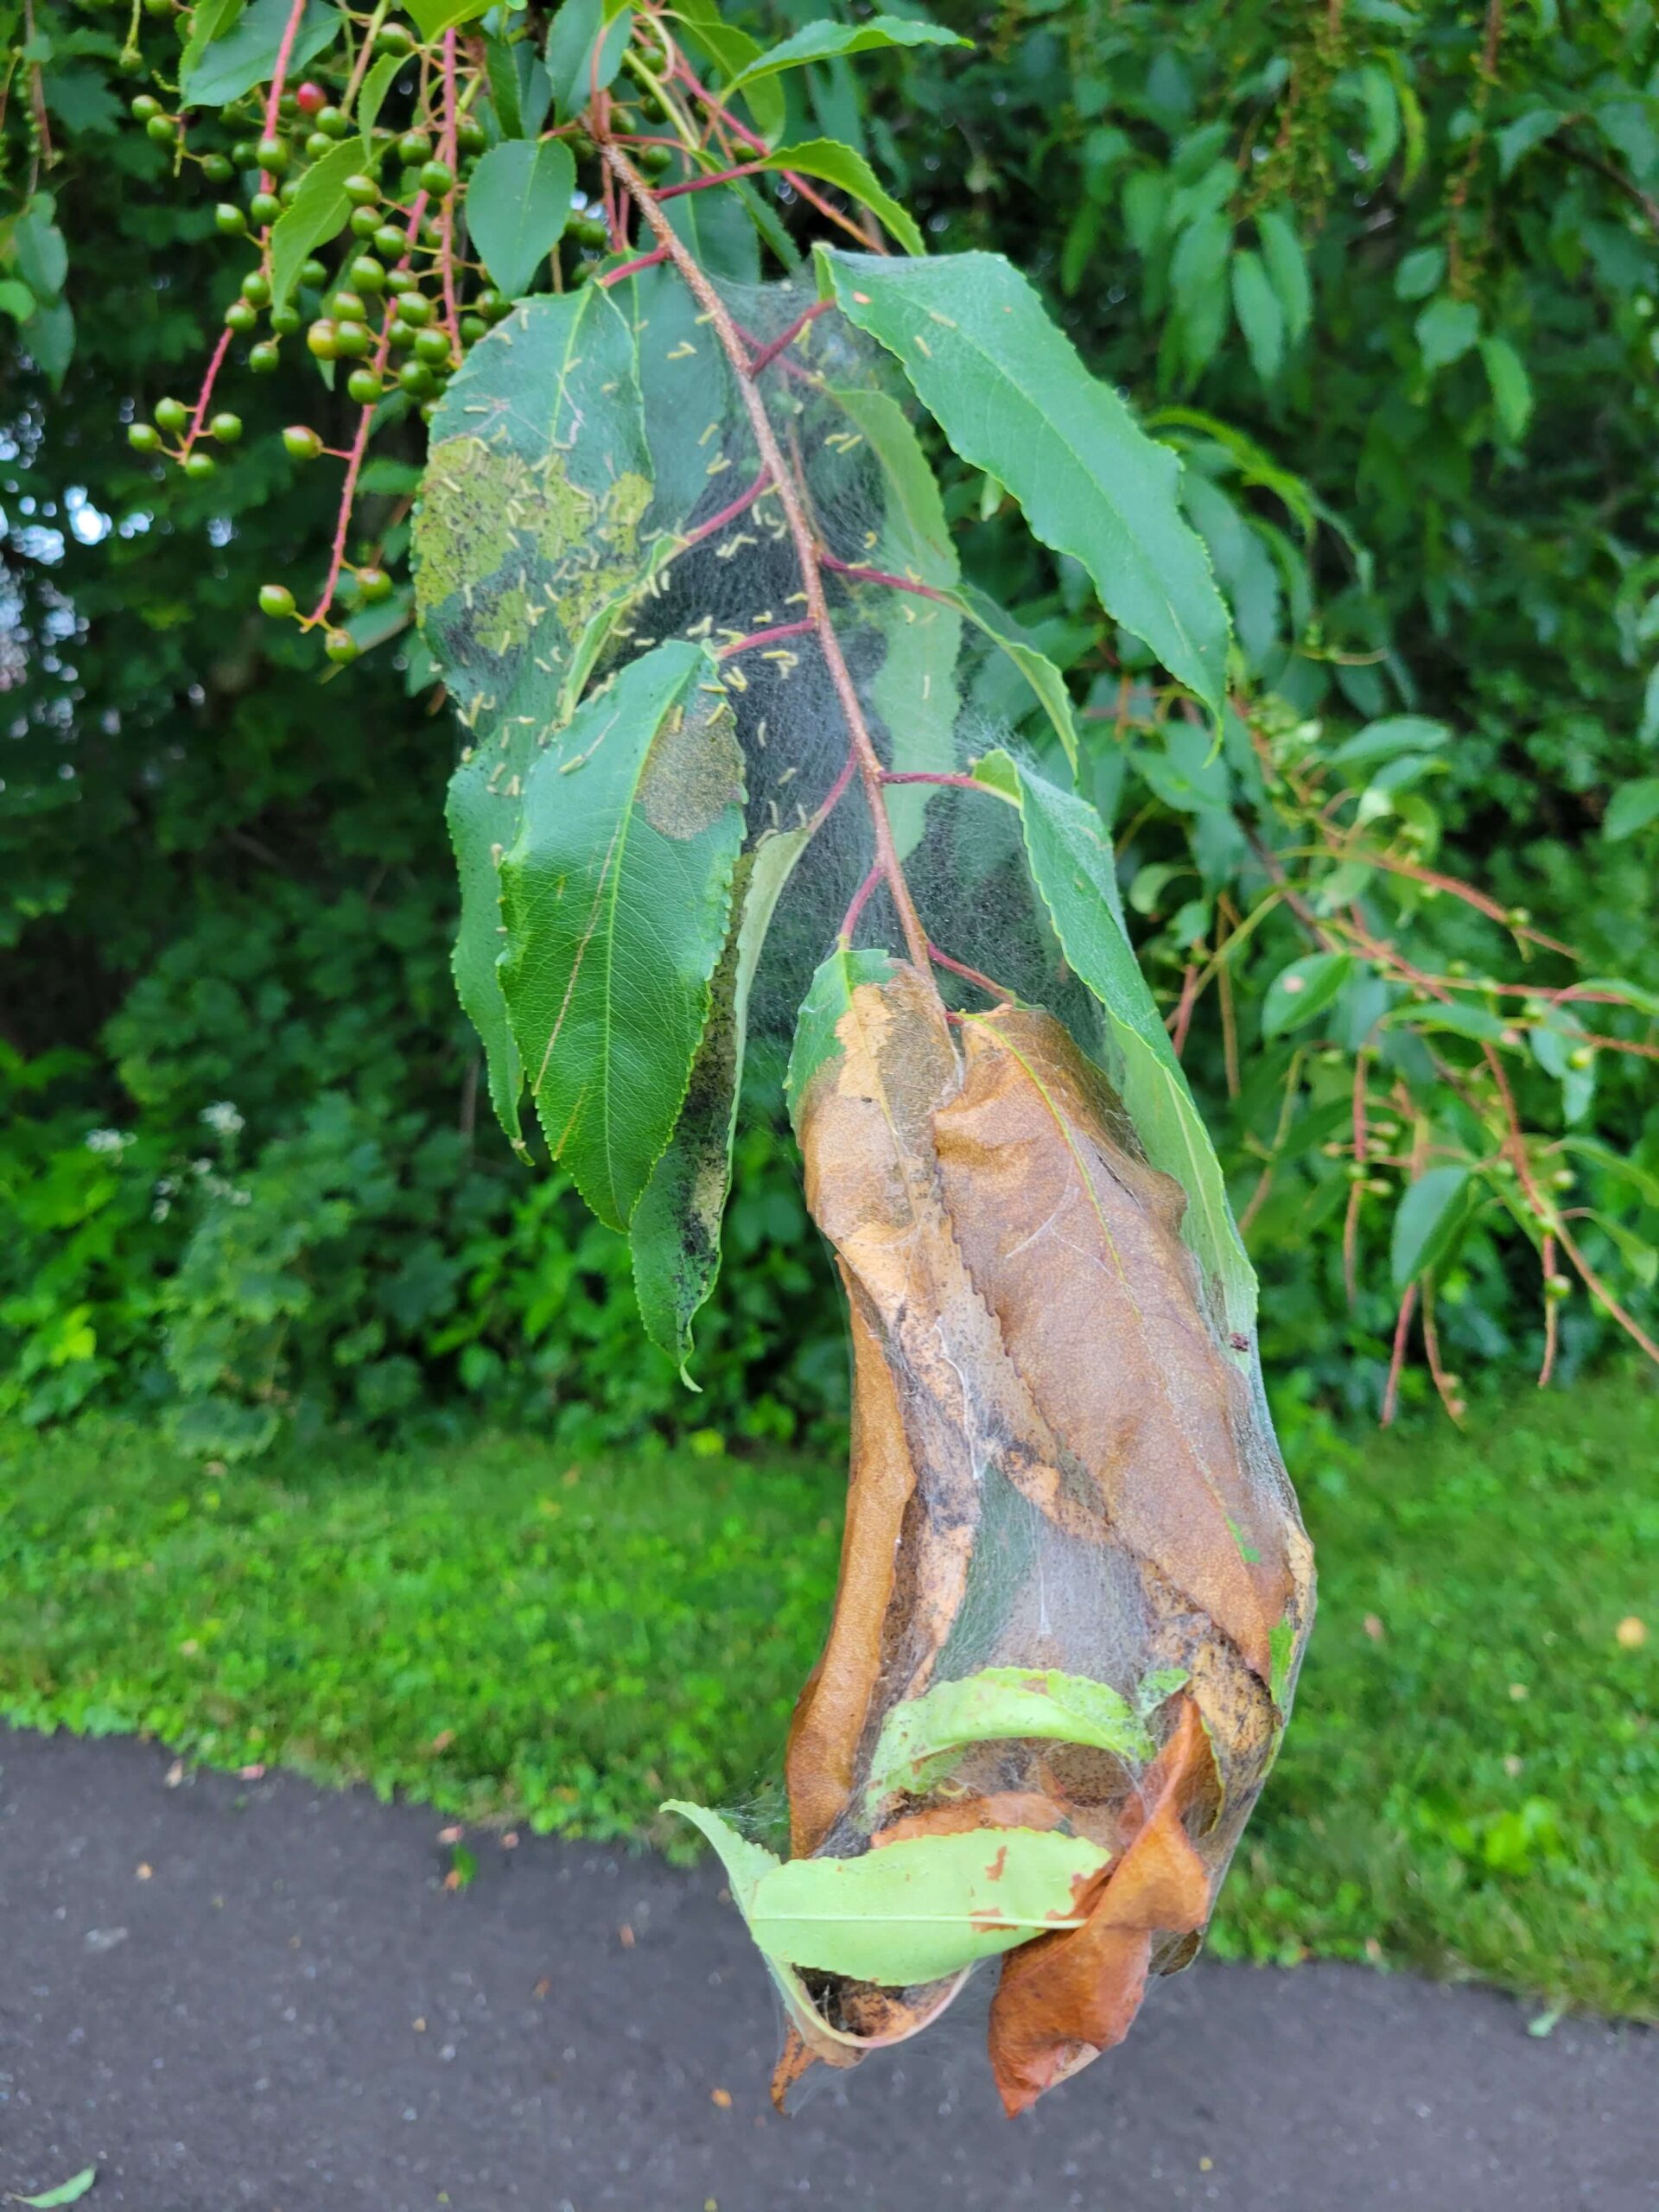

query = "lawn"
[1,1379,1654,2023]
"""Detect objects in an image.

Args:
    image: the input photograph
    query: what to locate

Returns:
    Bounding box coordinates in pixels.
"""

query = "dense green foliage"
[4,1380,1653,2018]
[3,0,1657,1452]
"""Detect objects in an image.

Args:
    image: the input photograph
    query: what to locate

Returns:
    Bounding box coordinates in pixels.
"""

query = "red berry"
[296,81,327,116]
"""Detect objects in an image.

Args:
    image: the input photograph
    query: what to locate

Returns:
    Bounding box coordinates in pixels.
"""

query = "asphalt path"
[0,1728,1650,2211]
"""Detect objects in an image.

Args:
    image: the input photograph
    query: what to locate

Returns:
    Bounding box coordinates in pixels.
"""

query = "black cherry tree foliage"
[60,0,1656,2112]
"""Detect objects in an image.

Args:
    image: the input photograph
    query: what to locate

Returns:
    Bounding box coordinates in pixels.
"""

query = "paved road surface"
[0,1728,1650,2211]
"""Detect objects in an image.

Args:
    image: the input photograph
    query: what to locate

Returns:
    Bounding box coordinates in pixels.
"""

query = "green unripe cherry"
[183,450,218,480]
[240,270,271,306]
[201,152,235,184]
[224,298,259,334]
[306,318,340,359]
[257,134,290,175]
[418,159,454,196]
[349,207,381,238]
[395,289,432,327]
[270,302,302,335]
[299,257,328,287]
[249,339,282,373]
[155,396,189,435]
[146,113,178,144]
[639,143,673,175]
[387,317,415,350]
[349,256,387,295]
[258,582,296,618]
[397,359,433,396]
[372,21,413,54]
[324,627,359,663]
[214,203,246,236]
[456,118,486,156]
[208,410,244,442]
[373,223,409,259]
[249,191,281,226]
[283,423,324,461]
[460,314,487,345]
[346,366,385,405]
[130,93,162,122]
[316,106,349,138]
[231,139,260,168]
[306,132,334,161]
[412,326,450,365]
[343,173,378,206]
[334,320,372,359]
[128,422,162,454]
[357,567,393,603]
[397,130,432,166]
[572,216,608,251]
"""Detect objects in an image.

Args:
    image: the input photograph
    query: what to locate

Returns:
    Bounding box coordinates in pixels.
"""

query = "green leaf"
[546,0,632,124]
[499,640,745,1229]
[954,587,1079,767]
[175,0,240,102]
[1256,207,1310,342]
[483,34,550,140]
[1230,247,1284,383]
[1558,1135,1659,1209]
[746,1827,1109,1986]
[726,15,968,95]
[785,942,896,1131]
[1390,1164,1472,1290]
[662,1799,779,1904]
[1262,952,1354,1038]
[1416,295,1480,374]
[12,195,67,299]
[671,0,785,143]
[13,2175,98,2210]
[1497,107,1567,178]
[1329,714,1449,767]
[977,750,1256,1343]
[21,297,74,385]
[1170,210,1233,378]
[819,248,1230,721]
[748,138,923,257]
[405,0,490,35]
[180,0,340,106]
[355,50,404,143]
[1392,245,1444,302]
[1604,776,1659,841]
[269,142,364,313]
[466,139,575,300]
[0,277,35,321]
[419,283,675,1147]
[1395,999,1510,1045]
[862,1666,1157,1816]
[632,825,809,1374]
[1479,336,1533,440]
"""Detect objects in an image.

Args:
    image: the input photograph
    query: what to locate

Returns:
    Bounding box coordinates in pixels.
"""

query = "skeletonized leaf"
[862,1666,1159,1815]
[818,249,1230,720]
[499,639,745,1230]
[747,1827,1109,1986]
[632,826,808,1372]
[976,750,1255,1344]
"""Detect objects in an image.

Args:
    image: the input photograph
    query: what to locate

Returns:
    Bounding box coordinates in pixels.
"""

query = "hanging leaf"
[1390,1164,1473,1290]
[1262,952,1354,1038]
[672,0,786,144]
[269,143,365,313]
[180,0,339,107]
[747,140,925,255]
[1416,296,1481,373]
[1479,335,1533,440]
[632,826,808,1372]
[745,1827,1110,1986]
[1604,776,1659,840]
[355,51,405,143]
[818,248,1230,721]
[404,0,490,37]
[1255,209,1311,341]
[464,139,575,300]
[974,750,1256,1343]
[499,639,746,1230]
[725,16,969,95]
[416,284,665,1147]
[1230,248,1285,383]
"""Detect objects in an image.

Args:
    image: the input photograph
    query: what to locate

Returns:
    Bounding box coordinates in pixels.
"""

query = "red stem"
[181,327,234,454]
[1538,1231,1560,1388]
[655,161,768,201]
[1381,1283,1418,1427]
[840,862,882,943]
[437,31,462,351]
[880,771,983,792]
[717,618,816,659]
[820,551,957,607]
[597,245,673,287]
[675,466,772,552]
[928,944,1014,1003]
[747,299,832,375]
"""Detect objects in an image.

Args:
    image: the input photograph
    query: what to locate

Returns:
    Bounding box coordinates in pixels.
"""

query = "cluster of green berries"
[125,395,241,478]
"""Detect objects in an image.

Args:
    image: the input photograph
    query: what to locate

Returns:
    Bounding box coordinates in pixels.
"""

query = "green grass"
[1,1381,1654,2022]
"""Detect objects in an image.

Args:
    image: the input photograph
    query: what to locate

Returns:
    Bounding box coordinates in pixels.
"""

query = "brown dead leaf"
[988,1696,1215,2114]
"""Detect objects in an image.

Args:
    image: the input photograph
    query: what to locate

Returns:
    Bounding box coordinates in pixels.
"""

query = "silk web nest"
[413,262,1315,2116]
